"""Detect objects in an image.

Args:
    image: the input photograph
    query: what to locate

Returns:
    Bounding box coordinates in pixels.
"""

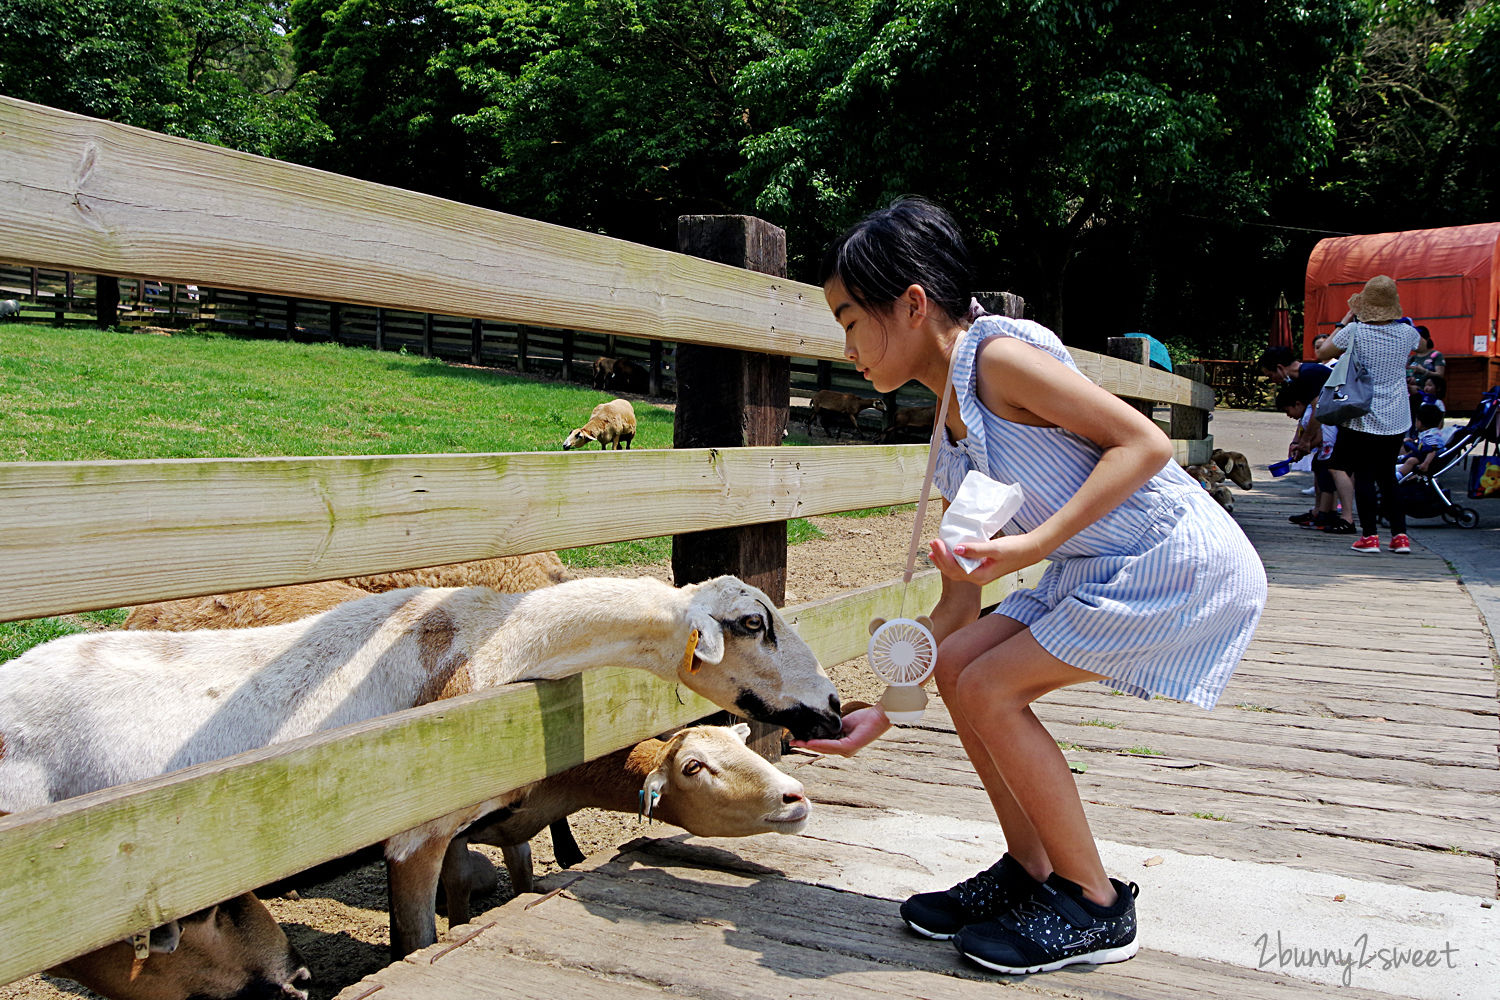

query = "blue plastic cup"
[1269,460,1291,477]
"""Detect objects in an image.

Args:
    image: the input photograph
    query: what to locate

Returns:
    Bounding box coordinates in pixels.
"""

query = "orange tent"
[1305,223,1500,409]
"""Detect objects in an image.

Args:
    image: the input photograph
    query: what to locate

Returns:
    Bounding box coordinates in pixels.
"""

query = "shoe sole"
[958,938,1140,974]
[902,916,956,941]
[1352,546,1380,553]
[1391,547,1410,554]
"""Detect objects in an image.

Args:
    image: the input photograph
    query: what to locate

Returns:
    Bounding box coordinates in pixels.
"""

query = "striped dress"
[934,317,1266,709]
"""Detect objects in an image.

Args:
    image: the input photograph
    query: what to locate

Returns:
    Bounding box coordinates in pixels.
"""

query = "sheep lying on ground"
[46,895,309,1000]
[345,551,568,593]
[0,575,840,958]
[1184,461,1236,513]
[442,722,809,923]
[124,581,373,630]
[881,404,936,443]
[563,398,636,450]
[807,390,883,440]
[1212,448,1254,490]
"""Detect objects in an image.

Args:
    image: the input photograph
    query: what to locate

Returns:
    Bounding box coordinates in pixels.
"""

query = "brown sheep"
[563,398,636,450]
[124,580,372,631]
[1212,448,1254,490]
[592,356,649,394]
[346,552,568,593]
[808,389,884,440]
[1184,462,1235,513]
[881,404,937,443]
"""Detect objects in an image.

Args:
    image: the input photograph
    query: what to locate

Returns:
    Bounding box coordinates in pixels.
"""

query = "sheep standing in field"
[592,355,649,394]
[807,389,883,440]
[0,574,841,957]
[563,397,636,450]
[442,722,809,923]
[881,404,936,443]
[0,299,21,319]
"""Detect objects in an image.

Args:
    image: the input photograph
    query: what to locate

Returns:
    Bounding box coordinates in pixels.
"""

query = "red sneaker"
[1390,533,1411,554]
[1351,535,1380,553]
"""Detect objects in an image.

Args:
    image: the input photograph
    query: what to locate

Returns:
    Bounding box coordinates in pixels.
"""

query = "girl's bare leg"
[940,617,1115,906]
[934,615,1049,879]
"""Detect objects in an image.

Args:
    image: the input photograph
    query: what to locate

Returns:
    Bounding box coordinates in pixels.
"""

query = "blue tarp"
[1124,332,1173,372]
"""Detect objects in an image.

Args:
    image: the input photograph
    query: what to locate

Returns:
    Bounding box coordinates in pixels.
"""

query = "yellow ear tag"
[682,628,701,674]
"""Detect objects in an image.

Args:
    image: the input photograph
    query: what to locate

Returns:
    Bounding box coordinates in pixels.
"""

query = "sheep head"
[562,428,597,450]
[675,577,842,742]
[49,894,310,1000]
[640,723,809,836]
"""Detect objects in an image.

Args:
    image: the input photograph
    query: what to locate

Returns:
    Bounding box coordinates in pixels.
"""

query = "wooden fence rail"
[0,93,1214,984]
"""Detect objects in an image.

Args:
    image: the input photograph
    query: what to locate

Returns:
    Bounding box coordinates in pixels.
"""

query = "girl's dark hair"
[1415,325,1433,349]
[817,197,974,321]
[1423,373,1446,397]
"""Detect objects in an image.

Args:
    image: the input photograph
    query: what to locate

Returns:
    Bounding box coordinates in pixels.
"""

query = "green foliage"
[733,0,1364,332]
[0,0,330,158]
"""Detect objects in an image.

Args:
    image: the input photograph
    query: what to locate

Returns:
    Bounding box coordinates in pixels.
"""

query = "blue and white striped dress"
[934,316,1266,709]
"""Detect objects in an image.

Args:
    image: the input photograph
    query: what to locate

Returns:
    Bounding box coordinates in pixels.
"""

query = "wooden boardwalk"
[334,475,1499,999]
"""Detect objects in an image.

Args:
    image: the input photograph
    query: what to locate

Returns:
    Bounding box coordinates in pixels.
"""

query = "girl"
[791,199,1266,974]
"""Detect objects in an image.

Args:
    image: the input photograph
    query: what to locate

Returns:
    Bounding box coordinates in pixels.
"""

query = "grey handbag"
[1314,333,1373,426]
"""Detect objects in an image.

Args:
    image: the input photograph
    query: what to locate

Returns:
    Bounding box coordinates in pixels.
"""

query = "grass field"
[0,322,866,660]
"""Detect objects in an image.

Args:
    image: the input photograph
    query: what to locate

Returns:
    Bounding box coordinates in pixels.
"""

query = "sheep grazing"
[1212,448,1254,491]
[42,893,310,1000]
[882,403,936,443]
[0,299,20,319]
[442,722,810,923]
[345,551,568,593]
[592,355,649,394]
[807,389,883,440]
[563,397,636,450]
[0,574,840,957]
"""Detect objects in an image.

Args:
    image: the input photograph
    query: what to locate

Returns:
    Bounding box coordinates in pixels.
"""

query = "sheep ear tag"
[639,771,668,819]
[868,618,936,724]
[681,628,701,674]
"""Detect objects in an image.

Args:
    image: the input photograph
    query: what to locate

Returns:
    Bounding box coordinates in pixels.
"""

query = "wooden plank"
[0,98,1214,411]
[0,444,941,621]
[0,668,718,985]
[0,97,844,361]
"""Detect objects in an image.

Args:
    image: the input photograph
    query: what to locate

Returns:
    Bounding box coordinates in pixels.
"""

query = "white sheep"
[442,722,809,924]
[0,299,21,319]
[563,398,636,450]
[0,575,841,957]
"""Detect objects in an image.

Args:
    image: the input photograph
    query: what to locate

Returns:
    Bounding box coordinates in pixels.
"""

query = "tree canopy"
[1,0,1496,356]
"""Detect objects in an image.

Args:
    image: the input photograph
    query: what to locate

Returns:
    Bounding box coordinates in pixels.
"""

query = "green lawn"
[0,323,855,660]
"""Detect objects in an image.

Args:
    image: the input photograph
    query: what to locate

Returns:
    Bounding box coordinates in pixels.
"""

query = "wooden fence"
[0,94,1214,985]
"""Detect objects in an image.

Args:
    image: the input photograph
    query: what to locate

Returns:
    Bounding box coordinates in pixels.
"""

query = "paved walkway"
[336,414,1500,1000]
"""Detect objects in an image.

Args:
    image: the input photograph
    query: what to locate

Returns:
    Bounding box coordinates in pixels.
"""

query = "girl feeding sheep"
[791,198,1265,974]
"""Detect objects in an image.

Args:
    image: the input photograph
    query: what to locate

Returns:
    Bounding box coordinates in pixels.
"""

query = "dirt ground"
[3,499,941,1000]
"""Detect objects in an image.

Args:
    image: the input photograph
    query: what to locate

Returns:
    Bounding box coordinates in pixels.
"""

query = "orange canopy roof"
[1305,223,1500,358]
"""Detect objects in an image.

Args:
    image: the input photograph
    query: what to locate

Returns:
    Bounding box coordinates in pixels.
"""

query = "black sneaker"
[1319,518,1356,534]
[1289,510,1317,525]
[899,853,1039,940]
[953,875,1139,974]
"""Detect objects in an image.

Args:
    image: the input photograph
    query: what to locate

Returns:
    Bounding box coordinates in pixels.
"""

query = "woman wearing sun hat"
[1316,275,1421,553]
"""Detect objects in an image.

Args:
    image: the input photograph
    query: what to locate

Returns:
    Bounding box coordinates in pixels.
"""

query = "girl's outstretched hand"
[929,535,1043,584]
[787,705,891,757]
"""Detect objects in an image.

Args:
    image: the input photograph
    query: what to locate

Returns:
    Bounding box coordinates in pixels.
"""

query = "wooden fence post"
[423,313,435,358]
[673,215,791,760]
[94,275,118,328]
[1172,362,1208,442]
[1106,336,1155,418]
[469,318,482,364]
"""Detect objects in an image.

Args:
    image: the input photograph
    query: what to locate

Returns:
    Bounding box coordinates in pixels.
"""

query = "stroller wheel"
[1457,507,1480,529]
[1441,508,1460,525]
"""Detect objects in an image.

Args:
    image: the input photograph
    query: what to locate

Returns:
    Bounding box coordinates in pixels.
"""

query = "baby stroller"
[1393,386,1500,528]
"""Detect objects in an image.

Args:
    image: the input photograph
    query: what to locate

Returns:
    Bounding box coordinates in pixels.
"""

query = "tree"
[733,0,1364,339]
[0,0,328,159]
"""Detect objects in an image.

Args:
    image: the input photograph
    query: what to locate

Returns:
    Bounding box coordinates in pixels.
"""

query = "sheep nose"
[783,789,805,804]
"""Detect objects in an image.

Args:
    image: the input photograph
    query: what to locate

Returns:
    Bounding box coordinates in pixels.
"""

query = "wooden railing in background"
[0,93,1212,984]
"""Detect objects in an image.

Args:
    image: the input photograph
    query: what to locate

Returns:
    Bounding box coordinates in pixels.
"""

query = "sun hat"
[1347,275,1403,323]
